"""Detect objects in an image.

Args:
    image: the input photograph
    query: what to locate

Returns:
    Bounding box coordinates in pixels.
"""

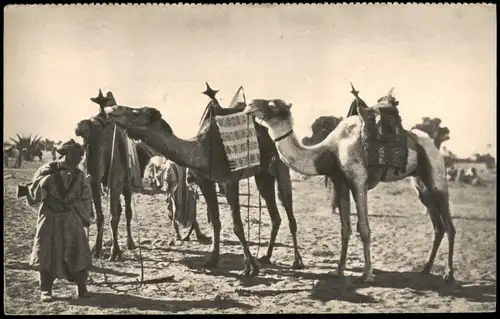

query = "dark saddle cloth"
[348,103,409,173]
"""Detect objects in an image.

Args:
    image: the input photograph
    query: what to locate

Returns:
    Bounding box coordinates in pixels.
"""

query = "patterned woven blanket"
[214,112,260,172]
[361,108,408,173]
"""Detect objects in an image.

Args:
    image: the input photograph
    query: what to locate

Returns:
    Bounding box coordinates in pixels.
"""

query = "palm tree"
[9,133,43,168]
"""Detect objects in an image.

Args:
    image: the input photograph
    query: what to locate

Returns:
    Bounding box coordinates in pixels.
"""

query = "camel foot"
[330,268,345,278]
[203,259,219,269]
[292,256,305,270]
[240,262,260,278]
[108,248,122,262]
[127,240,137,250]
[443,270,455,283]
[355,273,375,284]
[257,255,272,265]
[196,234,212,245]
[91,246,101,259]
[420,265,432,275]
[420,261,433,275]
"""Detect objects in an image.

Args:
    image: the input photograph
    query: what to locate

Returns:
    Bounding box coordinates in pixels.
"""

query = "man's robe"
[26,161,93,281]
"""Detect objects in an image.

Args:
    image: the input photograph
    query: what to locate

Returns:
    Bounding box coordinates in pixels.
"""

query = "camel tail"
[409,128,448,195]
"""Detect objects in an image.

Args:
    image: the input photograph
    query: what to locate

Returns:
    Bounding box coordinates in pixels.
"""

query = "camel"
[75,90,211,261]
[4,145,16,167]
[143,155,207,241]
[241,87,456,283]
[103,85,304,277]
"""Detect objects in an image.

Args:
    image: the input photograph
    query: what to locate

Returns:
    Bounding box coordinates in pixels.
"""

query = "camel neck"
[273,129,333,176]
[144,132,209,172]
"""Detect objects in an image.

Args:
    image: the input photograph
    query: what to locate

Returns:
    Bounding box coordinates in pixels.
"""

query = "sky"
[4,4,497,158]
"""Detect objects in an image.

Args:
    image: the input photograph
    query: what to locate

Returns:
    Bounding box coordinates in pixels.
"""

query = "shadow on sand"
[220,239,295,249]
[67,292,253,312]
[262,266,496,304]
[3,261,139,279]
[452,215,497,222]
[90,265,139,278]
[177,252,281,287]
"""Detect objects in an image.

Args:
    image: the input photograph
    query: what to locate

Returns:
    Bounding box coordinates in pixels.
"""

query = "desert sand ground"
[3,155,496,314]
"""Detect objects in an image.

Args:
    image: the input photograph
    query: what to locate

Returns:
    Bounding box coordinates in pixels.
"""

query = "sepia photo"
[3,3,496,314]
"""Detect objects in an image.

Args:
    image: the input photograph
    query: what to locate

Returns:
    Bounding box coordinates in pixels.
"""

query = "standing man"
[19,139,93,302]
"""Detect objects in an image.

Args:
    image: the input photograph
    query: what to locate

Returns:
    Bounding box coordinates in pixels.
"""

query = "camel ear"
[386,87,395,98]
[286,102,292,110]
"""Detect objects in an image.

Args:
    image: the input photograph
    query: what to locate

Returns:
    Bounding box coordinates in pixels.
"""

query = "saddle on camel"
[346,85,408,178]
[194,83,269,181]
[104,83,305,276]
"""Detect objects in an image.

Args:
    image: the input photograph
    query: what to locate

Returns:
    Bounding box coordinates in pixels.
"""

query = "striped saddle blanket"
[214,112,260,172]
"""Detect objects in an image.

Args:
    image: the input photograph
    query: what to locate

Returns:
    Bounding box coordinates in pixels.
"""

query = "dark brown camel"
[75,90,210,260]
[104,84,304,277]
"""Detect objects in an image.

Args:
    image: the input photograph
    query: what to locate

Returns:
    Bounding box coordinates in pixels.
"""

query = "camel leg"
[90,180,105,259]
[412,177,445,275]
[253,172,282,266]
[274,163,304,269]
[193,220,212,244]
[415,136,456,282]
[197,178,221,268]
[430,188,456,282]
[108,187,123,261]
[439,193,456,282]
[226,181,259,277]
[172,219,183,241]
[352,184,374,283]
[123,188,137,250]
[334,181,352,277]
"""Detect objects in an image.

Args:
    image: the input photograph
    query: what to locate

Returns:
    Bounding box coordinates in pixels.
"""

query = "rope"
[256,193,262,258]
[246,115,251,246]
[244,104,262,259]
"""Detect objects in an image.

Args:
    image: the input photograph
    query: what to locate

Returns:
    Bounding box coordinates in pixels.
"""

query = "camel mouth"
[103,105,136,128]
[104,105,121,118]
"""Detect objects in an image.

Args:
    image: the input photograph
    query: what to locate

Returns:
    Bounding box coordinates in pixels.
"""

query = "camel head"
[243,99,293,130]
[437,127,450,144]
[104,105,173,141]
[75,119,93,143]
[376,87,399,107]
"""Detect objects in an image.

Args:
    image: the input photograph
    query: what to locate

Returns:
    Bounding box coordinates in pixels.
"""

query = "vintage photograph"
[3,3,496,314]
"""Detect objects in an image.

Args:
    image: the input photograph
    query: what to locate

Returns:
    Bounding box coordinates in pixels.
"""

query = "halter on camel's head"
[242,99,293,125]
[90,89,118,116]
[375,87,399,108]
[75,89,118,147]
